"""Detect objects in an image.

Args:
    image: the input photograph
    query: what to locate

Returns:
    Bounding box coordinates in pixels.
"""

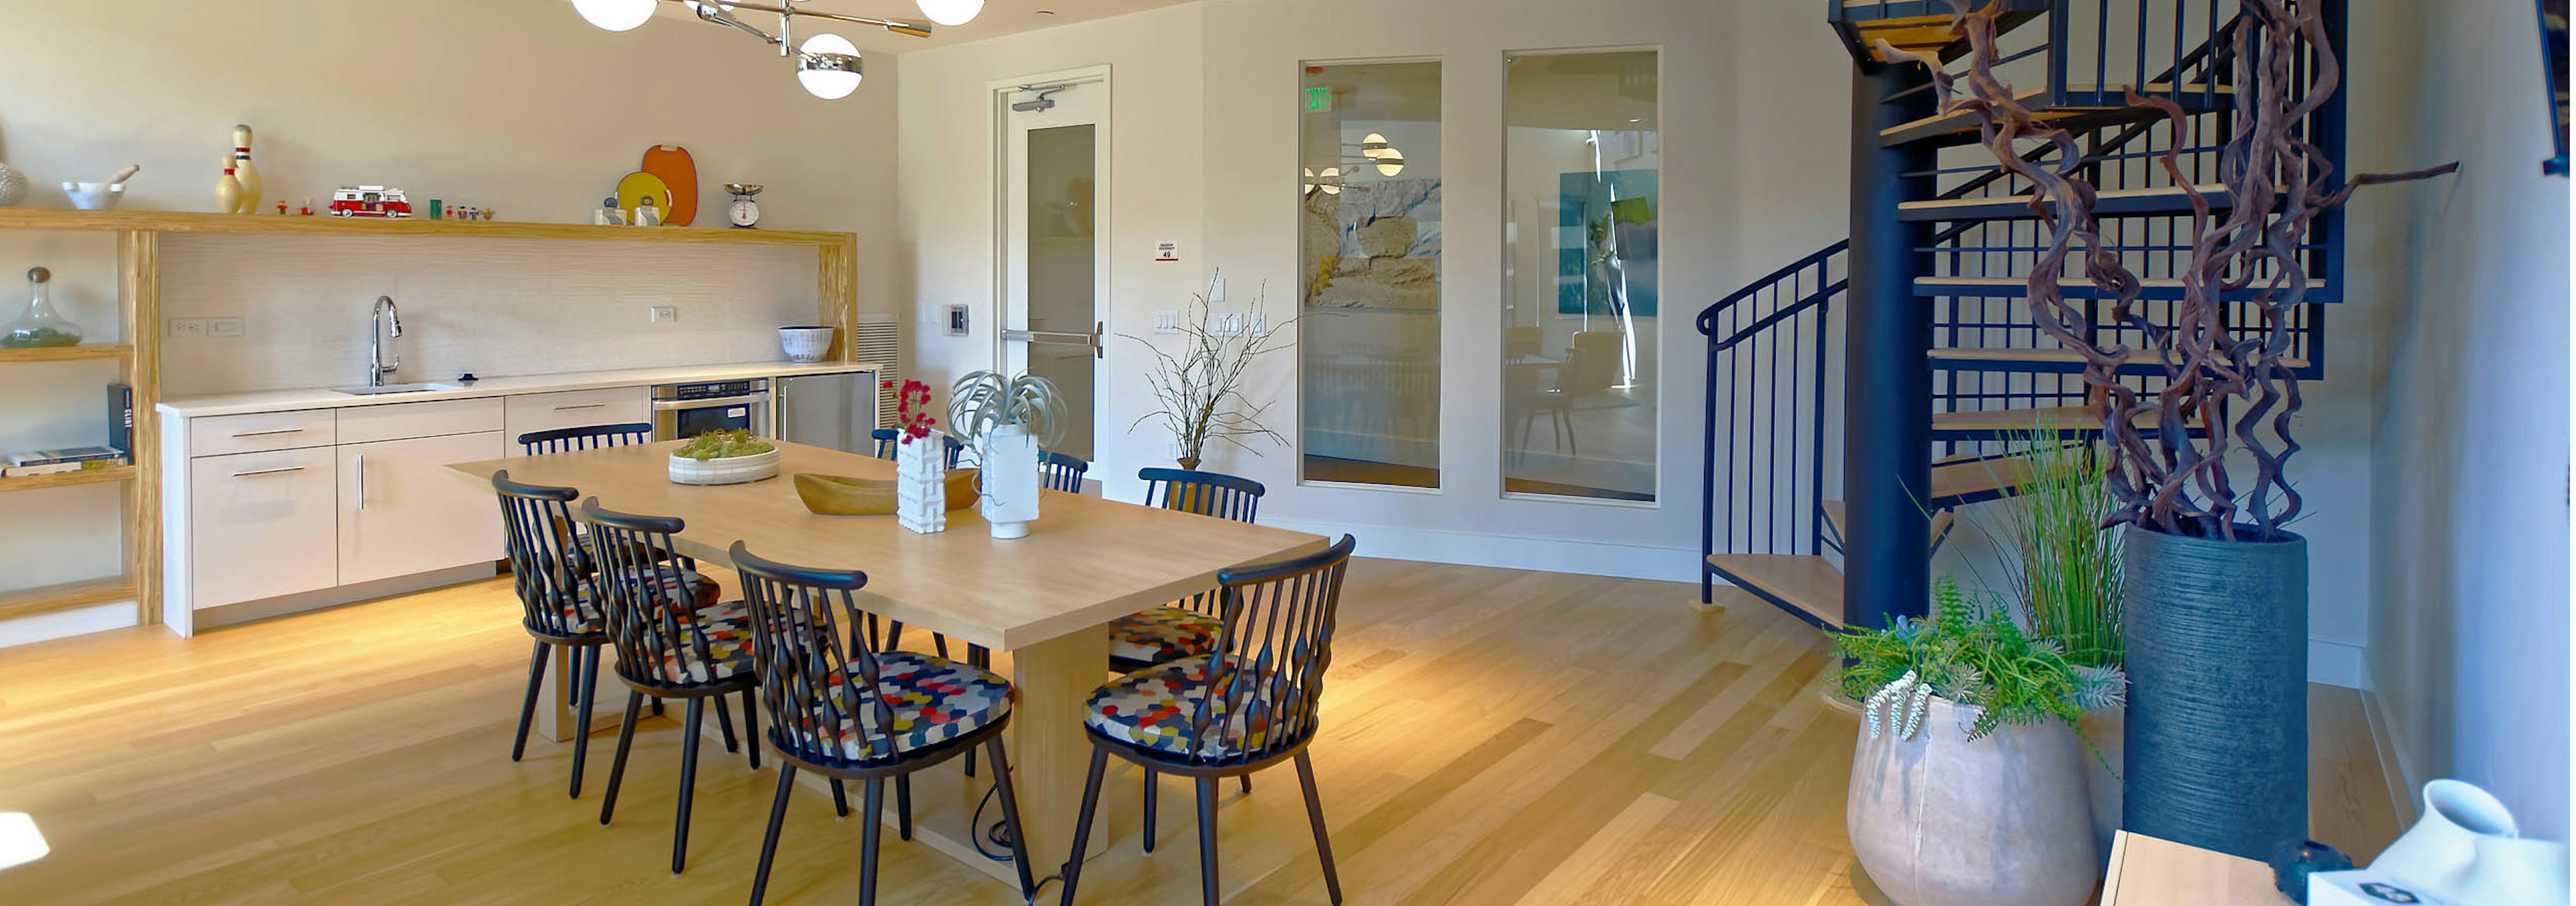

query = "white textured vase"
[1847,695,2100,906]
[0,163,25,207]
[977,423,1040,540]
[2373,779,2571,905]
[895,435,946,534]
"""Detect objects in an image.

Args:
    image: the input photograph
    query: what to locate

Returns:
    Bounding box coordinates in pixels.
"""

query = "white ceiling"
[651,0,1198,52]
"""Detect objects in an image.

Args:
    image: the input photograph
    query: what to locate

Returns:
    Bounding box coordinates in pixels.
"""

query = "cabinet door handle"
[229,465,305,478]
[554,403,608,411]
[231,427,306,438]
[354,454,367,509]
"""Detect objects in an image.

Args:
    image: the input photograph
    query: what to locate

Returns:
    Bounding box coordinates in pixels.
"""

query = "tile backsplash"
[160,234,826,396]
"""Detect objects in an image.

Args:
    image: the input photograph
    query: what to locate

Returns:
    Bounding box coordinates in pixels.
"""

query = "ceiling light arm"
[667,0,934,39]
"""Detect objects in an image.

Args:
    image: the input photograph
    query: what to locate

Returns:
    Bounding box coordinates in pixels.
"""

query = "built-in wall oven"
[652,379,771,441]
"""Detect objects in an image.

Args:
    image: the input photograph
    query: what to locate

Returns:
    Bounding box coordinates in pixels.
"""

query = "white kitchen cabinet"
[188,447,340,609]
[337,431,505,586]
[502,386,652,446]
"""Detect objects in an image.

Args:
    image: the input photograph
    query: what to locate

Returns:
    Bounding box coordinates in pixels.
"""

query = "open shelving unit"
[0,208,861,628]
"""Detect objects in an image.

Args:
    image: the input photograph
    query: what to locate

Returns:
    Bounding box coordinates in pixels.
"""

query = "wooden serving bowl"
[794,468,980,515]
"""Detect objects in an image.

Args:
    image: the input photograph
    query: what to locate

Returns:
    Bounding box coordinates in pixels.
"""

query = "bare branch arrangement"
[1886,0,2455,540]
[1124,272,1297,468]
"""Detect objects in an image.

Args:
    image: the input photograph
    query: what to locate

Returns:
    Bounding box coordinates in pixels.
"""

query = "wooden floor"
[0,559,2401,905]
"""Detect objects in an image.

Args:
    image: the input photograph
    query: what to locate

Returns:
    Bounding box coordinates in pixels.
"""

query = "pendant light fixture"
[915,0,985,27]
[568,0,932,98]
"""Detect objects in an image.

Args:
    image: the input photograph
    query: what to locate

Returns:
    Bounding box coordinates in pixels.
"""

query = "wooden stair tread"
[1932,453,2039,504]
[1929,346,2313,374]
[1823,501,1957,552]
[1915,274,2337,303]
[1882,84,2233,146]
[1899,183,2233,221]
[1835,1,2049,64]
[1705,554,1845,630]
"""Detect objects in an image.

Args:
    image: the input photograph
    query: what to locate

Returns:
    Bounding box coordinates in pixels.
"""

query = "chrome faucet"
[368,295,403,387]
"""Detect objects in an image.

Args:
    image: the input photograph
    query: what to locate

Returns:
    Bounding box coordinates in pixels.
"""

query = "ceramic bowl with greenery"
[668,430,780,486]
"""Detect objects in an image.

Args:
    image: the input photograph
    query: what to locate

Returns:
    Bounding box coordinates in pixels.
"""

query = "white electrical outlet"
[1153,310,1180,334]
[1249,312,1269,338]
[167,318,207,338]
[209,317,246,338]
[649,306,678,323]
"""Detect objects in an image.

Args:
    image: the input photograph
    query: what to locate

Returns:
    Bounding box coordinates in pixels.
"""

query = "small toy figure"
[633,195,662,227]
[275,201,287,215]
[596,196,627,226]
[298,198,314,216]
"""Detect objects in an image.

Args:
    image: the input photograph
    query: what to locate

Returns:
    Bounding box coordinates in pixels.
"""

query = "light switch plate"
[166,318,207,338]
[1152,310,1180,334]
[1209,276,1228,303]
[649,306,678,323]
[208,317,245,338]
[1211,312,1245,337]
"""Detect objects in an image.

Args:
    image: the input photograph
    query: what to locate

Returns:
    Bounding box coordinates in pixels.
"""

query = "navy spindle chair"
[577,499,761,875]
[1059,535,1358,906]
[731,541,1036,906]
[1040,450,1091,493]
[517,422,655,456]
[1116,468,1275,805]
[492,472,610,799]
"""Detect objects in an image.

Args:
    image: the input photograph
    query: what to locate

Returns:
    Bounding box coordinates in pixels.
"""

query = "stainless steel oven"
[652,379,771,441]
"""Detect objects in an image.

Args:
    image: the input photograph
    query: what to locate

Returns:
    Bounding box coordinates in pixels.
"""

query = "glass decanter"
[0,266,80,349]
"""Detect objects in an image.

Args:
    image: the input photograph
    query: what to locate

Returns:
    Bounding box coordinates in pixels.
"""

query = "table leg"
[1011,624,1114,872]
[536,646,629,743]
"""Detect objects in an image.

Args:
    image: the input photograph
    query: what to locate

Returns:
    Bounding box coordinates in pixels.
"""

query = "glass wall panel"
[1301,61,1442,489]
[1502,50,1659,502]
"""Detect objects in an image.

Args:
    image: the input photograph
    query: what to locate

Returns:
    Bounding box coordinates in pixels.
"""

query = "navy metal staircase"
[1699,0,2347,630]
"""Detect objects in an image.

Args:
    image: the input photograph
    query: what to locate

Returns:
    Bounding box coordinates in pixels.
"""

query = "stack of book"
[4,446,129,478]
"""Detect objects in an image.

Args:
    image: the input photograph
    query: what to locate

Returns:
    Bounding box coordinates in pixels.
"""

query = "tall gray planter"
[2122,526,2308,860]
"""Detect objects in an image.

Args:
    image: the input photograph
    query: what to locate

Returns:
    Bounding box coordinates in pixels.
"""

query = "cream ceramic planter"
[669,448,780,486]
[1847,694,2100,906]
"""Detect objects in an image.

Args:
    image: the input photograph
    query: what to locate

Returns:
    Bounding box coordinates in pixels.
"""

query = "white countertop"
[156,361,883,417]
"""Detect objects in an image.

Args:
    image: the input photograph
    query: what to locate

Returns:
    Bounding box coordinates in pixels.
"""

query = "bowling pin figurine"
[230,124,262,213]
[215,156,243,215]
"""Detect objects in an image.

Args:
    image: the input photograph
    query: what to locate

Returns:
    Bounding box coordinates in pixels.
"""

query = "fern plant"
[1835,577,2127,742]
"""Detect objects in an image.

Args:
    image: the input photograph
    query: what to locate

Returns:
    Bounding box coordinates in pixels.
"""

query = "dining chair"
[1058,534,1358,906]
[869,427,899,460]
[576,498,762,875]
[731,541,1037,906]
[1040,450,1091,493]
[1114,468,1269,672]
[869,429,966,469]
[492,472,611,799]
[518,422,655,456]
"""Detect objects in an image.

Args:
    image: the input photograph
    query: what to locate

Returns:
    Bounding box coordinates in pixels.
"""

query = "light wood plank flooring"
[0,559,2397,904]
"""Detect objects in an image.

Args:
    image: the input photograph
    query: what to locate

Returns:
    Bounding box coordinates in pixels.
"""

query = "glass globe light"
[916,0,985,27]
[797,33,865,100]
[572,0,657,32]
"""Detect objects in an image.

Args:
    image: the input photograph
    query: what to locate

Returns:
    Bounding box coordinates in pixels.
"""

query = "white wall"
[899,0,1849,580]
[2355,0,2572,838]
[0,0,902,645]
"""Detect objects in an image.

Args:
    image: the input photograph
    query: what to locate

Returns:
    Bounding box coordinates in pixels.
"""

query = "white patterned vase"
[977,423,1040,540]
[894,434,946,534]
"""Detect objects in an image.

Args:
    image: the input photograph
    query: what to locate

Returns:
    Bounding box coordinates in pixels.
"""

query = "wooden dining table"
[445,440,1327,883]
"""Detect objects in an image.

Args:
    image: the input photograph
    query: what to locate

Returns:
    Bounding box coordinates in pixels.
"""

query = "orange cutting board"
[641,145,698,226]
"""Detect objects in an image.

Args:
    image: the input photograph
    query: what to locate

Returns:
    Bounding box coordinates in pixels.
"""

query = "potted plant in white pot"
[950,370,1068,539]
[667,429,777,485]
[1838,578,2127,906]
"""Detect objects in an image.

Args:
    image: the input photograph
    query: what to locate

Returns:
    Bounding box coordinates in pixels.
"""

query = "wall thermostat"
[945,304,970,336]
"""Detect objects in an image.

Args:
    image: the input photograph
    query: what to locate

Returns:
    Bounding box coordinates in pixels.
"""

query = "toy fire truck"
[327,185,412,218]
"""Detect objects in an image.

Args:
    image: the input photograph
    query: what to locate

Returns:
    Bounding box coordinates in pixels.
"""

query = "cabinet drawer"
[191,409,337,457]
[337,397,504,445]
[503,387,651,448]
[189,447,339,608]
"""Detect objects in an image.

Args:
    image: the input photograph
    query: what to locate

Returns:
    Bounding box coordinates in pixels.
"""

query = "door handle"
[229,465,305,478]
[354,454,367,509]
[1002,321,1104,359]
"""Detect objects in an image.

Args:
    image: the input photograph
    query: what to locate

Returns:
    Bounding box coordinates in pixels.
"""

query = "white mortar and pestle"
[62,164,140,211]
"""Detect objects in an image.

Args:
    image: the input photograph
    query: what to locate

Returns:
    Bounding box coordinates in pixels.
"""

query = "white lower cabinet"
[189,447,340,609]
[337,431,505,585]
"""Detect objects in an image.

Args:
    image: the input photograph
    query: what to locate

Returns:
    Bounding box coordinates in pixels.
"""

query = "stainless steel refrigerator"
[775,370,880,455]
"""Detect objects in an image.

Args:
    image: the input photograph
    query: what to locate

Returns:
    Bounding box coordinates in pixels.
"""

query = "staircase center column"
[1843,60,1938,631]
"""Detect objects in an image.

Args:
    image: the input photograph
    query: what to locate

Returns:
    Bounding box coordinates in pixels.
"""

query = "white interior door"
[1002,79,1108,463]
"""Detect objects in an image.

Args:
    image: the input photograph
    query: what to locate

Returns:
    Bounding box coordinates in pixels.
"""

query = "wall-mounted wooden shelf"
[0,465,138,494]
[0,209,851,248]
[0,576,138,621]
[0,344,135,364]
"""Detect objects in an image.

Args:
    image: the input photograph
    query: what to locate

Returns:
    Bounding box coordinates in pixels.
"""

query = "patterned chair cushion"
[651,599,755,685]
[788,652,1015,761]
[1107,605,1222,664]
[1085,655,1295,759]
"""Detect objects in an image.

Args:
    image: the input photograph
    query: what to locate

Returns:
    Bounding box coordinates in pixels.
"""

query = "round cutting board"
[615,171,672,222]
[640,145,698,226]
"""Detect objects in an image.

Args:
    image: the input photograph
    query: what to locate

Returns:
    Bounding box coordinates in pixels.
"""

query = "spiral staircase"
[1697,0,2346,630]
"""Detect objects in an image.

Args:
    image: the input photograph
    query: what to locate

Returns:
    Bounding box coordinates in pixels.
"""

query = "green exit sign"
[1303,86,1332,113]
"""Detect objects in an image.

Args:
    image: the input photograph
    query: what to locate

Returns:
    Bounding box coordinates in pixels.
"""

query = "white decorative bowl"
[669,448,780,485]
[62,182,124,211]
[778,326,836,364]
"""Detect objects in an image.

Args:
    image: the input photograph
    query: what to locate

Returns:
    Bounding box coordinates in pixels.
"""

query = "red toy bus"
[328,185,412,218]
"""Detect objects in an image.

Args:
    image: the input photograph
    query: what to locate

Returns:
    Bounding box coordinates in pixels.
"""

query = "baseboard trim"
[182,562,502,636]
[2308,638,2366,689]
[1260,517,1698,583]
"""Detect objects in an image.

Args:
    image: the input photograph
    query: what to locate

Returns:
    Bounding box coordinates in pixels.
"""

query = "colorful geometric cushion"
[1107,605,1222,664]
[1084,655,1293,759]
[789,652,1015,762]
[652,599,755,685]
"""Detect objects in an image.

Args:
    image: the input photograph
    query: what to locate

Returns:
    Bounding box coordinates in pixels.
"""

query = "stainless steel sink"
[333,383,462,396]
